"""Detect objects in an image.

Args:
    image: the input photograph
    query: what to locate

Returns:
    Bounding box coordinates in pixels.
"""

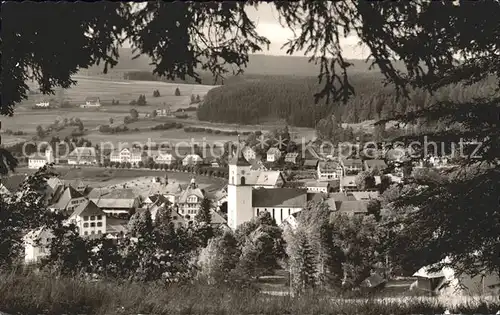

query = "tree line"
[197,74,499,128]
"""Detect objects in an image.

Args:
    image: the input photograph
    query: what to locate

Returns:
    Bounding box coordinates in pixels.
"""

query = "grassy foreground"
[0,271,498,315]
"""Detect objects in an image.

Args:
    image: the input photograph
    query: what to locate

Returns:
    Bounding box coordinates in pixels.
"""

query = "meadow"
[12,166,227,192]
[0,271,498,315]
[23,75,217,111]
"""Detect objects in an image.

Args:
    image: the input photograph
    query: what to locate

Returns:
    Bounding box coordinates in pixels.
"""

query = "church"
[227,146,307,230]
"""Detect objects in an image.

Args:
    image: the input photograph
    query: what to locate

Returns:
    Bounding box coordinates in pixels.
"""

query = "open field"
[21,75,217,111]
[9,167,227,192]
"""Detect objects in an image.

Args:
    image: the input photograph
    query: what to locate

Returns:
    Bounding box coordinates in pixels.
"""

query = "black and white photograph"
[0,1,499,314]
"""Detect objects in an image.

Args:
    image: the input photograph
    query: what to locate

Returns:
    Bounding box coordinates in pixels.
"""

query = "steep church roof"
[229,147,251,166]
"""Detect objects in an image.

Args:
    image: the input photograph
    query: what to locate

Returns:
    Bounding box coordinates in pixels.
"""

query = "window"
[84,216,89,221]
[241,176,246,185]
[97,230,102,234]
[257,208,260,216]
[97,222,102,227]
[84,231,88,236]
[288,209,291,216]
[83,223,89,228]
[91,231,95,235]
[90,222,95,227]
[97,215,102,220]
[272,208,275,219]
[90,216,95,220]
[280,208,283,220]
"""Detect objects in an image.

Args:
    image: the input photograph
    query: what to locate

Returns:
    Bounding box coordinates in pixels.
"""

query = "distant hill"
[83,47,402,79]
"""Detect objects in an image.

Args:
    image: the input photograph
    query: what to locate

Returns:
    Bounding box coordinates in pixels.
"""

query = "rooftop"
[252,188,307,208]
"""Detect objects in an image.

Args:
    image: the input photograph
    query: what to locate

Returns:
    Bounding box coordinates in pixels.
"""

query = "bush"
[129,100,137,105]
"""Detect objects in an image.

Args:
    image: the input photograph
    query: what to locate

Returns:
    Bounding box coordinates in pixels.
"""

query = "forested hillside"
[84,48,401,80]
[197,74,499,127]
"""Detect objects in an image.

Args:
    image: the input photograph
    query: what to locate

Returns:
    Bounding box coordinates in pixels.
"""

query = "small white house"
[35,101,50,108]
[80,97,101,108]
[266,148,282,162]
[154,152,176,165]
[28,147,55,169]
[182,154,203,166]
[23,227,54,264]
[305,181,330,193]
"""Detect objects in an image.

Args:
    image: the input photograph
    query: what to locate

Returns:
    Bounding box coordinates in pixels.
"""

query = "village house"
[110,147,145,166]
[67,200,107,237]
[242,146,257,162]
[147,203,187,229]
[105,217,129,240]
[23,227,54,264]
[154,151,177,165]
[317,161,343,181]
[80,96,101,108]
[350,191,380,201]
[28,146,55,169]
[35,101,50,108]
[334,199,370,216]
[266,147,282,162]
[177,178,205,220]
[90,188,141,216]
[182,154,203,166]
[250,158,267,171]
[339,175,358,192]
[305,181,330,193]
[411,260,500,296]
[64,179,90,195]
[252,188,307,226]
[68,147,98,165]
[284,152,299,164]
[364,159,388,172]
[340,158,364,175]
[48,185,87,214]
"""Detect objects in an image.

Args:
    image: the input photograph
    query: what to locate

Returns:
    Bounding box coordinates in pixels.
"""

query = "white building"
[28,147,54,169]
[177,178,205,219]
[80,96,101,108]
[182,154,203,166]
[154,151,177,165]
[266,147,282,162]
[317,161,343,181]
[227,148,307,230]
[68,147,98,165]
[305,181,330,193]
[35,101,50,108]
[23,227,54,264]
[67,200,107,237]
[110,147,144,166]
[242,146,257,161]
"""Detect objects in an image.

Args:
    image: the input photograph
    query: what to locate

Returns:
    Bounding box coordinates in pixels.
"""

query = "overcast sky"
[245,3,368,59]
[123,3,369,59]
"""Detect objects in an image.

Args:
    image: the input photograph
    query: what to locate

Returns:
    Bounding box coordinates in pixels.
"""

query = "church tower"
[227,142,253,230]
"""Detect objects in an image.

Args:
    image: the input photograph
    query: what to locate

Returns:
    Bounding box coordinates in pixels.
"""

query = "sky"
[123,3,369,59]
[245,3,368,59]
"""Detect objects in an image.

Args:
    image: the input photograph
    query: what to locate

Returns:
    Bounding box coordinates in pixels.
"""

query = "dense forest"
[197,74,499,128]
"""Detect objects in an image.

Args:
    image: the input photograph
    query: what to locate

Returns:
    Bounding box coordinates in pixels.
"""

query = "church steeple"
[229,134,250,166]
